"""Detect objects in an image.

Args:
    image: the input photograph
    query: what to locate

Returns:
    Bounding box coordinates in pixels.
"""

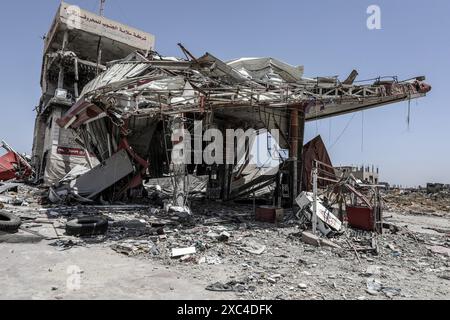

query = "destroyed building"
[52,51,430,208]
[336,165,380,185]
[28,2,431,213]
[31,2,155,185]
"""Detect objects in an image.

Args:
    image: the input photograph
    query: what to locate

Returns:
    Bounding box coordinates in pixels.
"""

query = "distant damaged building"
[32,2,155,184]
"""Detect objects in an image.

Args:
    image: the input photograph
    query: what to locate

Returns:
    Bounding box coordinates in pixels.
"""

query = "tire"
[0,211,22,232]
[66,216,108,236]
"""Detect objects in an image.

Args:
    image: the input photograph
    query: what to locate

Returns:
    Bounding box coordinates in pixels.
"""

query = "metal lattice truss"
[58,48,431,130]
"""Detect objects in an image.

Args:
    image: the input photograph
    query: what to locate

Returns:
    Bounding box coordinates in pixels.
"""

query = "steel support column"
[289,103,307,206]
[290,107,299,206]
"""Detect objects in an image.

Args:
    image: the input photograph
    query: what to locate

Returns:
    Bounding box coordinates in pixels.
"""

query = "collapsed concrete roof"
[44,2,155,62]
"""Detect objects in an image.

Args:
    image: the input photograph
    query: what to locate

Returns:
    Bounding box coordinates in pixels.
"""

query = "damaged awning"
[57,47,431,131]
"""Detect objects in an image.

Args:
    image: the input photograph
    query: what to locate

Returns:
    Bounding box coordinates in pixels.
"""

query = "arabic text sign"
[59,2,155,51]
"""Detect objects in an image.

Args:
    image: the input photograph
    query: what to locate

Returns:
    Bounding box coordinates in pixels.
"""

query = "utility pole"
[96,0,106,75]
[99,0,106,16]
[312,162,318,235]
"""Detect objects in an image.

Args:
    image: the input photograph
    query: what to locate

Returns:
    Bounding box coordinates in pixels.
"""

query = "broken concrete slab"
[301,231,341,249]
[0,230,43,244]
[218,231,231,242]
[320,237,341,249]
[0,182,21,194]
[427,245,450,257]
[50,149,134,202]
[237,240,266,255]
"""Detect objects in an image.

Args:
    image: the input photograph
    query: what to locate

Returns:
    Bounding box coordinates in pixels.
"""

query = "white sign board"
[59,1,155,51]
[296,192,342,231]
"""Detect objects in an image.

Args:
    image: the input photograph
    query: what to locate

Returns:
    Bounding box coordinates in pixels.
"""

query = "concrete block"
[301,231,341,249]
[301,231,320,247]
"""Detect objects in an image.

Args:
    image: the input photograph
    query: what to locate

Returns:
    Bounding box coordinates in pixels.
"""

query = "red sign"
[57,147,87,157]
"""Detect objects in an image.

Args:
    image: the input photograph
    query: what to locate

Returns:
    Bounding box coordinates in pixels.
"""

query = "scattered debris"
[218,231,231,242]
[236,239,267,255]
[298,283,308,290]
[384,189,450,216]
[49,239,85,251]
[206,280,255,293]
[301,231,341,249]
[366,278,383,296]
[296,192,342,235]
[426,245,450,257]
[112,240,155,256]
[365,276,401,298]
[0,182,21,194]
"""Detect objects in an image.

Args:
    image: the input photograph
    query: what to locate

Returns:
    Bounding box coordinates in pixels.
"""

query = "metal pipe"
[297,107,306,193]
[57,31,69,89]
[312,163,318,234]
[290,107,298,206]
[74,57,79,98]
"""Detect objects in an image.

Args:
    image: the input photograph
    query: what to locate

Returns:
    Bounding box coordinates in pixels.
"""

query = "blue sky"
[0,0,448,187]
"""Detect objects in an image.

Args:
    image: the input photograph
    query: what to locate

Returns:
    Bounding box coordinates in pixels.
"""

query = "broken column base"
[301,231,341,249]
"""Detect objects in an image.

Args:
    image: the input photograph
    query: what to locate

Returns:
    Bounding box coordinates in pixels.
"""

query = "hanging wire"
[407,98,411,131]
[315,103,319,136]
[329,113,357,150]
[361,111,364,152]
[328,118,332,147]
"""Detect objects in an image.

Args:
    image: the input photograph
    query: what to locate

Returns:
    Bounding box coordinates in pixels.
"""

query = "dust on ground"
[0,185,449,300]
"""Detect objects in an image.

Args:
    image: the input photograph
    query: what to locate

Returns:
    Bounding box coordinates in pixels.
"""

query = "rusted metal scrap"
[0,140,33,182]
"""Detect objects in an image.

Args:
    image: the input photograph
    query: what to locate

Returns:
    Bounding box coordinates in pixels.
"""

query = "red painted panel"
[255,206,284,224]
[0,151,32,181]
[346,206,375,231]
[0,152,20,181]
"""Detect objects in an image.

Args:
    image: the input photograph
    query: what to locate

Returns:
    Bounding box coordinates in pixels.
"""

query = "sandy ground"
[0,240,234,300]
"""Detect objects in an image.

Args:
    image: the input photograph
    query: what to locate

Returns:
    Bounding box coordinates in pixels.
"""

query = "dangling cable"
[328,118,332,147]
[407,98,411,131]
[361,111,364,152]
[329,113,356,150]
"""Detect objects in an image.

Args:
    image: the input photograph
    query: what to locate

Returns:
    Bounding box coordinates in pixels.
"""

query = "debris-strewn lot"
[0,184,449,300]
[384,189,450,216]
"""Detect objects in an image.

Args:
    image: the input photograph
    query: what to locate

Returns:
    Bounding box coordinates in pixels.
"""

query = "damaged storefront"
[31,1,155,185]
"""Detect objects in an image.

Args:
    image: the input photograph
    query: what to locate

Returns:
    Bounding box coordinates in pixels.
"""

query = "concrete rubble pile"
[383,189,450,216]
[1,184,449,299]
